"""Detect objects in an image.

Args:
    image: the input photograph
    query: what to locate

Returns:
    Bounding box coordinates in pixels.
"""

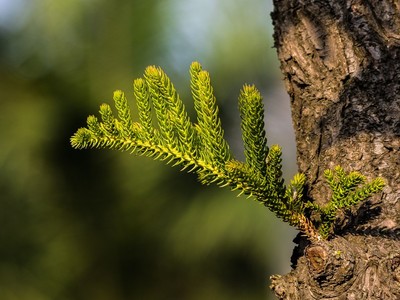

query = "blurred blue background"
[0,0,298,299]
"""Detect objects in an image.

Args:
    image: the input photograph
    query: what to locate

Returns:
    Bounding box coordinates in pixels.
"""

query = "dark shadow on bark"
[349,227,400,240]
[334,200,383,232]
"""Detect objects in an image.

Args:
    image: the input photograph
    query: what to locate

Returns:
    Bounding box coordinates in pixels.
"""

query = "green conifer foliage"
[317,166,386,239]
[71,62,385,241]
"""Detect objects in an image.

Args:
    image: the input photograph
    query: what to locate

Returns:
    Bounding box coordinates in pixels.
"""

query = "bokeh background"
[0,0,298,299]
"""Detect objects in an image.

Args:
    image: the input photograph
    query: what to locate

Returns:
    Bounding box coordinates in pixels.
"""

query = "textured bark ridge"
[270,1,400,298]
[271,235,400,299]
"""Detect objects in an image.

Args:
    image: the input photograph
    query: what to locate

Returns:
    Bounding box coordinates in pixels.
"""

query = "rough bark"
[270,1,400,299]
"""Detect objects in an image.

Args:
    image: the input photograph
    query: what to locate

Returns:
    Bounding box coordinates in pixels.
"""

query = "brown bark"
[270,1,400,299]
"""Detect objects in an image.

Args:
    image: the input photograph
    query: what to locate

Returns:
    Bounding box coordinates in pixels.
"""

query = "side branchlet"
[317,166,385,239]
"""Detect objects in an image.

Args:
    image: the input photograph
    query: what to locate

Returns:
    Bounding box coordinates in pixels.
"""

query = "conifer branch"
[71,62,385,242]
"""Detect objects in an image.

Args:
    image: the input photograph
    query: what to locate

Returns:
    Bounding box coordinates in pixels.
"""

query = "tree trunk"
[270,1,400,299]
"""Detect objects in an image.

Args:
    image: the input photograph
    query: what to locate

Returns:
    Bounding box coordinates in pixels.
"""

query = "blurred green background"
[0,0,298,299]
